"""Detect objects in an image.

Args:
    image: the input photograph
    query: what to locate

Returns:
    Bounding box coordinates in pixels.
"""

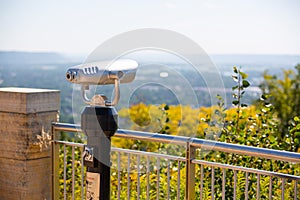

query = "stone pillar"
[0,87,60,200]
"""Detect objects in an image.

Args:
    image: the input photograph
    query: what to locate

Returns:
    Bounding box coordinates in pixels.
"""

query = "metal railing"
[51,122,300,200]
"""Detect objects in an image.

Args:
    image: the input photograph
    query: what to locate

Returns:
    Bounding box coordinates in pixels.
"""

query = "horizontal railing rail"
[112,147,186,162]
[192,159,300,181]
[52,122,300,163]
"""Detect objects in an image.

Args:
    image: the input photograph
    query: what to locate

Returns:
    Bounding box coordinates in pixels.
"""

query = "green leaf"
[232,85,238,91]
[233,66,238,73]
[232,75,238,82]
[232,100,239,106]
[164,105,169,110]
[264,103,272,108]
[240,71,248,79]
[260,94,267,100]
[242,80,250,88]
[241,104,248,107]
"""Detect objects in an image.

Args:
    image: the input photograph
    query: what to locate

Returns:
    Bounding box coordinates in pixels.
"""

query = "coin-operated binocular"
[66,59,138,199]
[66,59,138,106]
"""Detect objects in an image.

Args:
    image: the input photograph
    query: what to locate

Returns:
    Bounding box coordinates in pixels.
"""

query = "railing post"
[51,124,60,200]
[185,141,196,200]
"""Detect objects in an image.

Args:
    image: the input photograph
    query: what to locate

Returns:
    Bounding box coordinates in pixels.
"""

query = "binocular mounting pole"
[81,80,119,200]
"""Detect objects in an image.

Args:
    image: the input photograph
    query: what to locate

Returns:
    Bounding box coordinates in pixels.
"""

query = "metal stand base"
[82,106,118,200]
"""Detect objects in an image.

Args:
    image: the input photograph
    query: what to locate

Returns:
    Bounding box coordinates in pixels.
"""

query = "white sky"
[0,0,299,55]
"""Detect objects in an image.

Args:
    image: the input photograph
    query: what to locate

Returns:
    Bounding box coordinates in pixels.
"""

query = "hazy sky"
[0,0,299,55]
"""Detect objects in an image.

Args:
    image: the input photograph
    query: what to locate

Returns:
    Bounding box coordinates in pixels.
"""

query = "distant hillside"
[0,51,67,65]
[210,54,300,69]
[1,51,299,69]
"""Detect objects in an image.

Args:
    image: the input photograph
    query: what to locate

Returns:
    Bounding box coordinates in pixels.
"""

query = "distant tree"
[293,64,300,116]
[259,64,300,138]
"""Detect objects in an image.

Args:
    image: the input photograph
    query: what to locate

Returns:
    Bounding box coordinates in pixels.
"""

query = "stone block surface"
[0,87,60,114]
[0,158,51,200]
[0,111,57,160]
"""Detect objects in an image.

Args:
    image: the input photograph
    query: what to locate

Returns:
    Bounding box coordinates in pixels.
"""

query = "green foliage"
[289,116,300,151]
[259,64,300,138]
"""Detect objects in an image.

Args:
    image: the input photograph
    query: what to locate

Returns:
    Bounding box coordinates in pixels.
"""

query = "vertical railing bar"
[72,146,75,200]
[185,144,195,200]
[294,180,298,200]
[177,161,181,200]
[269,176,272,200]
[245,172,249,200]
[117,152,121,200]
[147,156,150,200]
[137,155,140,200]
[233,170,237,200]
[63,144,66,200]
[257,174,260,200]
[127,154,131,200]
[167,160,170,200]
[156,158,160,200]
[51,126,60,200]
[211,167,215,200]
[200,165,204,200]
[81,147,84,200]
[222,168,226,200]
[281,178,285,200]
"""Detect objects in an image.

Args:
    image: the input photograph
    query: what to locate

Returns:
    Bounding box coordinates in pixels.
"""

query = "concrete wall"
[0,87,60,200]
